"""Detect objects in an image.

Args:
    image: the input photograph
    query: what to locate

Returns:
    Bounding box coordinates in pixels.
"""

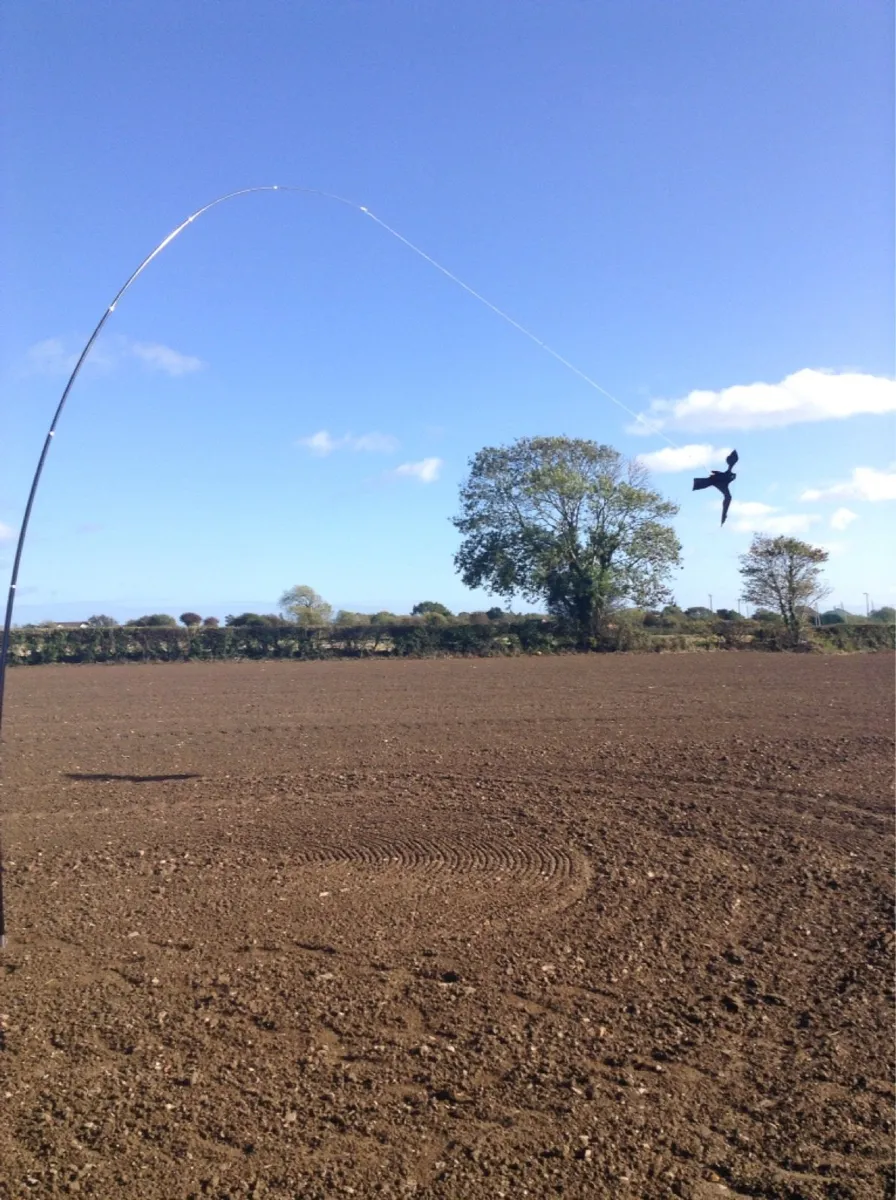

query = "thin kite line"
[359,206,679,450]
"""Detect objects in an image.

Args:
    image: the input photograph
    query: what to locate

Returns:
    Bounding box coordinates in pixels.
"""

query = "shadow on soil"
[63,772,202,783]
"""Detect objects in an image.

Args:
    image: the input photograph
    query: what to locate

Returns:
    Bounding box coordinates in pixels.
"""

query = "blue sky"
[1,0,893,623]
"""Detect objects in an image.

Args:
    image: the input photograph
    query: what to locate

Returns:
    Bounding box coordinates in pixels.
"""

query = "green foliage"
[411,601,453,618]
[714,608,743,621]
[422,611,450,625]
[370,611,398,625]
[179,612,203,627]
[131,613,177,627]
[452,436,681,648]
[86,614,118,627]
[202,616,220,627]
[751,608,782,623]
[486,607,505,621]
[334,610,371,626]
[816,622,895,652]
[739,535,831,645]
[869,606,895,623]
[820,610,847,625]
[278,585,333,627]
[225,612,264,626]
[8,611,892,666]
[685,606,713,620]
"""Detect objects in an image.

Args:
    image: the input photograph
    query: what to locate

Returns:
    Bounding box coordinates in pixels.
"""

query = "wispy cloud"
[129,341,204,376]
[725,500,820,536]
[630,369,896,434]
[391,457,442,484]
[0,521,15,542]
[636,443,732,473]
[830,507,858,532]
[801,466,896,503]
[23,334,205,378]
[296,430,400,456]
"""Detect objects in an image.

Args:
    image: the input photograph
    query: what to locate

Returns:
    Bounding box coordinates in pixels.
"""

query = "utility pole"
[708,593,713,613]
[864,592,870,616]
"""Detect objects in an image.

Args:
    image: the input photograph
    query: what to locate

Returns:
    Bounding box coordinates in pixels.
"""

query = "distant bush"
[411,601,453,618]
[180,612,203,627]
[131,614,177,627]
[751,609,782,623]
[819,610,847,625]
[202,616,220,628]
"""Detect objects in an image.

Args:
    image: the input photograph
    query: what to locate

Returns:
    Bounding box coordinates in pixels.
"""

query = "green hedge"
[6,617,892,666]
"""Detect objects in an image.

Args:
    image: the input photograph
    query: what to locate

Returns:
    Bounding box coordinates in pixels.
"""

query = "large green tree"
[452,437,681,646]
[739,535,831,644]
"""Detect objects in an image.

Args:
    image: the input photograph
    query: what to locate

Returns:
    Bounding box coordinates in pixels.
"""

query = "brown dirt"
[0,653,893,1200]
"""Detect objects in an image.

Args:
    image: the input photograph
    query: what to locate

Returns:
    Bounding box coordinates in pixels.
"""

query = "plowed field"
[0,653,893,1200]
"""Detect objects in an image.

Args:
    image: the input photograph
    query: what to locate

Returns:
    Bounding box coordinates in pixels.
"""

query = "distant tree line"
[16,437,891,652]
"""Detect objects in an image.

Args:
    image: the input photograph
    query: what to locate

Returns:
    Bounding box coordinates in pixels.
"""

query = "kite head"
[729,472,737,481]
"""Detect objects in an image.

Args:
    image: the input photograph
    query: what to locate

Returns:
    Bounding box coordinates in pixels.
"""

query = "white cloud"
[349,432,400,453]
[391,457,442,484]
[636,443,731,473]
[129,341,204,376]
[830,507,858,531]
[296,430,399,456]
[729,500,777,517]
[725,499,820,535]
[631,369,896,433]
[0,521,15,542]
[23,334,203,377]
[801,466,896,503]
[297,430,341,456]
[24,338,79,376]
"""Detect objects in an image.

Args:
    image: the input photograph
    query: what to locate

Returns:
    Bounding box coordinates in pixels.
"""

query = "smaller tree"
[715,608,743,622]
[370,610,398,625]
[412,601,453,618]
[819,610,847,625]
[86,614,118,628]
[870,606,895,624]
[180,612,202,627]
[684,606,714,620]
[739,535,831,644]
[486,606,505,621]
[202,616,220,628]
[225,612,265,627]
[132,613,177,627]
[334,610,371,626]
[278,585,333,627]
[751,608,782,623]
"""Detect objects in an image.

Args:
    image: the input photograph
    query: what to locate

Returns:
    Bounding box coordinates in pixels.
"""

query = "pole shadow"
[63,773,202,783]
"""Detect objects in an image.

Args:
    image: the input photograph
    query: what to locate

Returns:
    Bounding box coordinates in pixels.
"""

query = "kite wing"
[721,490,732,525]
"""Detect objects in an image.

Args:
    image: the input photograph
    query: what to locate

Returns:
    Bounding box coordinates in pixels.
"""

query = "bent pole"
[0,184,360,946]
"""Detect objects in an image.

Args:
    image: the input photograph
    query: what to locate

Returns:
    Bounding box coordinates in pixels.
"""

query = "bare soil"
[0,653,893,1200]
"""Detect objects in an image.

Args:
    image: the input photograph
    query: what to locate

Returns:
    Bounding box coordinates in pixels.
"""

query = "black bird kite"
[693,449,739,525]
